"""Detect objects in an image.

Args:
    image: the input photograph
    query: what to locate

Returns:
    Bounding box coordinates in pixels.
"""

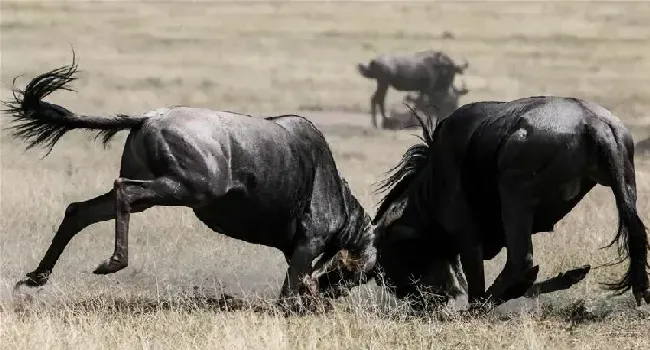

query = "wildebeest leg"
[371,82,388,128]
[280,241,317,296]
[94,177,201,274]
[279,215,325,310]
[485,184,539,305]
[369,83,379,128]
[460,245,486,306]
[15,191,116,288]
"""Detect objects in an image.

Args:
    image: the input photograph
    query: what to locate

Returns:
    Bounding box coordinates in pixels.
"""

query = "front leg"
[280,242,316,297]
[460,245,486,307]
[279,212,325,313]
[279,239,323,313]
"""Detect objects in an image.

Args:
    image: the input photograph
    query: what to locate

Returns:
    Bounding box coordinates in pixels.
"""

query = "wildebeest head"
[370,205,467,305]
[368,110,467,304]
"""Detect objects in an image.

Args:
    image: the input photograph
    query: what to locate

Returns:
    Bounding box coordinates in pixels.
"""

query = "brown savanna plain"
[1,1,650,349]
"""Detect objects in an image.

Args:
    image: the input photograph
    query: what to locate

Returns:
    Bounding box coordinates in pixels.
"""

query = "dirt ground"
[1,1,650,349]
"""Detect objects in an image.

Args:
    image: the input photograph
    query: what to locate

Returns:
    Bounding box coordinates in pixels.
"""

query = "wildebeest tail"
[590,121,649,294]
[2,53,148,156]
[357,61,375,79]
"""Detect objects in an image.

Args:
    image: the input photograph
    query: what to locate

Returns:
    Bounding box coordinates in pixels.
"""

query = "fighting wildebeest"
[3,55,377,311]
[357,50,468,129]
[385,80,469,130]
[366,96,649,311]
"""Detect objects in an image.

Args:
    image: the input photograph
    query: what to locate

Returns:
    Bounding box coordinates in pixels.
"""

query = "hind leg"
[93,176,205,274]
[485,207,539,305]
[621,159,650,305]
[484,175,540,305]
[15,191,117,288]
[485,131,589,305]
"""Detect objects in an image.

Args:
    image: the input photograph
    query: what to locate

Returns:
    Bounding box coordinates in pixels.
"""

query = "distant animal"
[636,136,650,156]
[385,80,469,130]
[357,50,468,129]
[4,54,377,312]
[367,96,649,311]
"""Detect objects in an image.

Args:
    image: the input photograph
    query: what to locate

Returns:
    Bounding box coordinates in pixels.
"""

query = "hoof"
[489,265,540,303]
[634,289,650,306]
[526,265,541,282]
[93,258,127,275]
[506,265,540,300]
[14,271,49,292]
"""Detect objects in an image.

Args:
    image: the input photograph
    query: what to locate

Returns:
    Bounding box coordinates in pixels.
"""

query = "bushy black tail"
[2,52,147,156]
[592,122,649,294]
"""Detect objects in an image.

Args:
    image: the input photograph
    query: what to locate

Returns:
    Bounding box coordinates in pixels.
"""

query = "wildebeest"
[366,96,649,310]
[385,80,469,130]
[3,55,377,311]
[637,136,650,157]
[357,50,468,129]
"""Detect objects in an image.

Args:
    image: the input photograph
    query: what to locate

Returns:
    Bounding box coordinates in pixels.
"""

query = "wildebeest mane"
[372,105,440,224]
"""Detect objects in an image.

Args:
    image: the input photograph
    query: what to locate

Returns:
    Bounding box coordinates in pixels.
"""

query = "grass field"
[1,1,650,349]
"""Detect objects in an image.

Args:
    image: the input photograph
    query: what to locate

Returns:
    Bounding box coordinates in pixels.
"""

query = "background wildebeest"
[357,50,469,129]
[3,56,377,312]
[384,80,470,130]
[637,136,650,157]
[370,96,650,310]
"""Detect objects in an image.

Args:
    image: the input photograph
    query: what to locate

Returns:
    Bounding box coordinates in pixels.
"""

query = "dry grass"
[1,1,650,349]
